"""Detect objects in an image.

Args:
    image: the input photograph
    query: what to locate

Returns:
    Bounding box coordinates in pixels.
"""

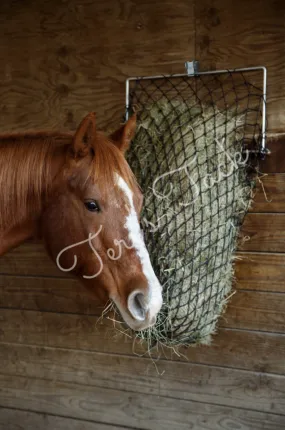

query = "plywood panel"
[0,408,126,430]
[195,0,285,133]
[0,0,194,133]
[1,309,285,374]
[1,342,285,415]
[0,373,284,430]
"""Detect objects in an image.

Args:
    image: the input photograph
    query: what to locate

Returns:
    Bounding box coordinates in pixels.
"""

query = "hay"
[127,99,255,347]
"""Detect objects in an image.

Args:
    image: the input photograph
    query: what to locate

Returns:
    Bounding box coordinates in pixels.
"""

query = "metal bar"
[261,66,267,153]
[126,66,266,81]
[125,65,267,155]
[125,78,130,121]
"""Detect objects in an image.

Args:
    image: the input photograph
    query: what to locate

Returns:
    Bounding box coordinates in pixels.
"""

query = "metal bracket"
[185,60,199,76]
[126,63,267,157]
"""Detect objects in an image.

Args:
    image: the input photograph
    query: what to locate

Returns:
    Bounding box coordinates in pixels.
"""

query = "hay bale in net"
[127,96,258,347]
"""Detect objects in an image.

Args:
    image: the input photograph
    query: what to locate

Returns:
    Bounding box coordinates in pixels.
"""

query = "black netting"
[126,71,264,346]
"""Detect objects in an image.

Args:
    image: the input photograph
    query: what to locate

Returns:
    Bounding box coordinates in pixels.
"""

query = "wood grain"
[0,275,103,315]
[0,0,284,427]
[0,0,194,133]
[222,290,285,333]
[1,273,285,333]
[235,252,285,292]
[261,136,285,173]
[239,213,285,252]
[250,174,285,213]
[0,373,284,430]
[1,224,284,284]
[1,342,285,416]
[0,241,66,277]
[1,309,285,374]
[195,0,285,133]
[0,407,127,430]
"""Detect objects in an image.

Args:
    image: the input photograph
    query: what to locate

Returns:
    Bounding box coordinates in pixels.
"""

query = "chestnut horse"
[0,113,162,330]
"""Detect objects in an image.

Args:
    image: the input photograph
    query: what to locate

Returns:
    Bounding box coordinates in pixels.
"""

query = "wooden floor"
[0,138,285,430]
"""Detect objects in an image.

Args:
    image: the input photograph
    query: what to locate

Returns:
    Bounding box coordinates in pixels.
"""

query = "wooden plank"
[1,342,285,416]
[195,0,285,133]
[0,242,284,293]
[235,252,285,292]
[1,274,285,334]
[222,290,285,333]
[239,214,285,252]
[0,275,103,315]
[0,407,126,430]
[250,174,285,213]
[261,136,285,174]
[0,241,67,277]
[0,373,284,430]
[0,0,194,133]
[1,309,285,374]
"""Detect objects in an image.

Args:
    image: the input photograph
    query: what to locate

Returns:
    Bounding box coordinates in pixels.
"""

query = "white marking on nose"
[116,174,162,316]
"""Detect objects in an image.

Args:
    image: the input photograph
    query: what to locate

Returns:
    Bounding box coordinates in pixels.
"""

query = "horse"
[0,112,162,331]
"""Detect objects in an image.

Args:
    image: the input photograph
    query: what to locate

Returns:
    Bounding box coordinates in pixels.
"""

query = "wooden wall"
[0,0,284,133]
[0,1,285,429]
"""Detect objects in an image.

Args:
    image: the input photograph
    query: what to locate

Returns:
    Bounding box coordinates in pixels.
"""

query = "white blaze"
[116,175,162,315]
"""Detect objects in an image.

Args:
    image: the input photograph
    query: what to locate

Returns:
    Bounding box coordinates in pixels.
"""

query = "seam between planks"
[1,340,285,379]
[0,405,140,430]
[1,307,285,336]
[1,371,285,419]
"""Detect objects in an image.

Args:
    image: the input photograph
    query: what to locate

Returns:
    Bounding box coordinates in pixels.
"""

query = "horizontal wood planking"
[195,0,285,133]
[222,290,285,333]
[0,275,103,315]
[239,213,285,252]
[0,407,127,430]
[0,242,68,277]
[0,0,194,133]
[1,342,285,416]
[0,373,284,430]
[1,309,285,374]
[1,273,285,334]
[1,218,285,280]
[235,252,285,292]
[250,174,285,213]
[261,136,285,174]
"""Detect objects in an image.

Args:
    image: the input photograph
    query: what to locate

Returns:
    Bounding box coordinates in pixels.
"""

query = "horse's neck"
[0,220,39,256]
[0,132,72,255]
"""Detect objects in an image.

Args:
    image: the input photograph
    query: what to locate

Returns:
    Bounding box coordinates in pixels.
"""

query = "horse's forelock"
[85,134,137,197]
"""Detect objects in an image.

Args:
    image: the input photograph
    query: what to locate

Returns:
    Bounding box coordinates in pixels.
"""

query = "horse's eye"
[84,200,100,212]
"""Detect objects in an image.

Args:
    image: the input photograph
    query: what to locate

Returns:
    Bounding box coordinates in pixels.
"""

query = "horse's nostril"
[128,291,147,321]
[134,292,145,311]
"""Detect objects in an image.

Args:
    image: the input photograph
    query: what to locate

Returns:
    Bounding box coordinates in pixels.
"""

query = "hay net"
[126,70,264,347]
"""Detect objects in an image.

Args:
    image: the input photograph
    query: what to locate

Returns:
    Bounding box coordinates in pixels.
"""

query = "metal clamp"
[185,60,199,76]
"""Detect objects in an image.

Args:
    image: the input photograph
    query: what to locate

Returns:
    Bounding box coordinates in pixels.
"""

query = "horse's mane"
[0,130,136,231]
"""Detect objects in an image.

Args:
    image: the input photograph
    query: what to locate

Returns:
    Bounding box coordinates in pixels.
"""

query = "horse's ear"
[110,114,137,153]
[73,112,96,158]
